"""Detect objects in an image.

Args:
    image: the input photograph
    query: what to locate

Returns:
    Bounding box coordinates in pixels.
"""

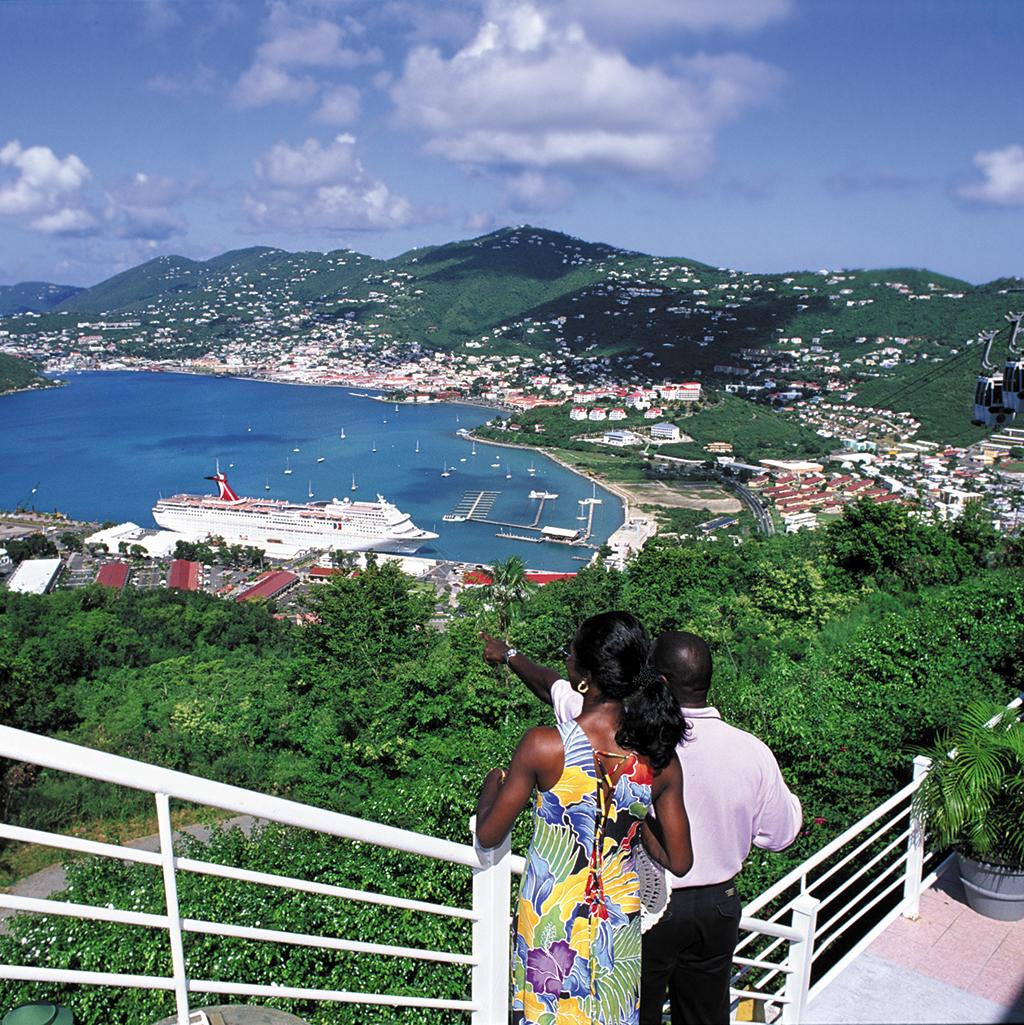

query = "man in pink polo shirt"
[482,629,802,1025]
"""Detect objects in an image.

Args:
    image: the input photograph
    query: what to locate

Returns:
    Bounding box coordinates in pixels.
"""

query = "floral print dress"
[512,719,654,1025]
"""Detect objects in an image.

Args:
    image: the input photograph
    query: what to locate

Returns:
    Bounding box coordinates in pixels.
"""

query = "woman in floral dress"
[476,611,692,1025]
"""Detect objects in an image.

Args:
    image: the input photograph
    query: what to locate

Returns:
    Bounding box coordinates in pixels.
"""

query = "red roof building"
[524,572,577,585]
[95,561,130,590]
[167,559,201,592]
[235,570,299,602]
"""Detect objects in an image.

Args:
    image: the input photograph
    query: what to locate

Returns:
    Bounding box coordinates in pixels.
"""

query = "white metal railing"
[730,692,1023,1022]
[0,724,521,1024]
[4,695,1018,1023]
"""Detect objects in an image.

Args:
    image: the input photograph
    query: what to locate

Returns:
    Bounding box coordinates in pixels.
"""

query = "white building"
[569,406,588,421]
[783,511,819,533]
[603,430,643,447]
[6,558,63,594]
[650,422,681,442]
[658,382,702,402]
[0,548,11,574]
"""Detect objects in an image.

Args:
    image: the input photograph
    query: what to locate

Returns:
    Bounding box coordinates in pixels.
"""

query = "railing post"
[155,792,190,1025]
[902,754,931,920]
[781,895,819,1025]
[470,816,512,1025]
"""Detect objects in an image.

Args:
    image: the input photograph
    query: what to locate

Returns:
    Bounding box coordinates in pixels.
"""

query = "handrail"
[0,723,499,1023]
[0,725,479,868]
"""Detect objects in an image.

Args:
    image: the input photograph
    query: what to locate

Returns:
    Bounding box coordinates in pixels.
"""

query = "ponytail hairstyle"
[572,611,686,771]
[616,664,687,771]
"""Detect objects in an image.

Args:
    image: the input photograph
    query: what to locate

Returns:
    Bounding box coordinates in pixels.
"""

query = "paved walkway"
[805,865,1024,1023]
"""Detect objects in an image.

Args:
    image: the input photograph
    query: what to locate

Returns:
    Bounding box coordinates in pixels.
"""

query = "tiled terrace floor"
[804,865,1024,1023]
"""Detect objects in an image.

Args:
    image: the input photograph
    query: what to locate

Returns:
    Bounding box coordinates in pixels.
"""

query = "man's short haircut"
[652,631,713,701]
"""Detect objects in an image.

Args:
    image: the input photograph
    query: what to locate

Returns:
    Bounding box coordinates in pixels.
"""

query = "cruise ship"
[152,471,438,553]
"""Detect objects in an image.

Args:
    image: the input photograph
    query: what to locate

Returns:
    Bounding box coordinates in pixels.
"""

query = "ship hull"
[152,486,437,555]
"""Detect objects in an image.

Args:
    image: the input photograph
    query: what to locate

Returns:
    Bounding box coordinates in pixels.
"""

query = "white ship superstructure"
[153,471,437,554]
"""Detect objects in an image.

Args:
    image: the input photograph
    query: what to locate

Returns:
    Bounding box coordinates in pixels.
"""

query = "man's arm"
[481,631,561,705]
[753,750,803,852]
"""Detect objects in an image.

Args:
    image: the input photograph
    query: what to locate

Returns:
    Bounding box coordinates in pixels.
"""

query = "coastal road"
[719,475,774,536]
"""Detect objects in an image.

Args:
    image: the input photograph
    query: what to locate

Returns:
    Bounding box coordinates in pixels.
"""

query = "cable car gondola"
[1001,311,1024,415]
[972,328,1015,428]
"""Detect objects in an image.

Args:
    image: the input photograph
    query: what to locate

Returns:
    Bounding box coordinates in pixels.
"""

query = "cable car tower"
[1001,311,1024,415]
[971,328,1015,428]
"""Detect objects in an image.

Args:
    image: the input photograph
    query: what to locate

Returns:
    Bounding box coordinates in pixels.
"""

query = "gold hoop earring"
[577,679,589,695]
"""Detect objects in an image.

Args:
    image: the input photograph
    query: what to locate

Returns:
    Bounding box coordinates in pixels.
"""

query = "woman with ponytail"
[475,611,691,1025]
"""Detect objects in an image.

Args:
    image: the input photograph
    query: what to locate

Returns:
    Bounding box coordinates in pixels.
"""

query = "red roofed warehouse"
[235,570,299,603]
[95,561,130,591]
[167,559,201,592]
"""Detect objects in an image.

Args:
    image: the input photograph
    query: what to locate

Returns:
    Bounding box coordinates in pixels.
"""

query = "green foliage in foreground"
[0,503,1022,1021]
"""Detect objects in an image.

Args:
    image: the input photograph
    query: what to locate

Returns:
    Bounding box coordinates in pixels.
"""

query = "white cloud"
[956,145,1024,207]
[246,134,414,231]
[560,0,793,36]
[103,171,198,240]
[231,63,317,108]
[0,140,96,235]
[231,4,380,111]
[314,85,362,126]
[390,1,781,184]
[503,170,573,212]
[30,207,98,235]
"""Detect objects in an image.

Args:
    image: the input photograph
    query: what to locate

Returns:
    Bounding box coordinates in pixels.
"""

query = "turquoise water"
[0,372,623,571]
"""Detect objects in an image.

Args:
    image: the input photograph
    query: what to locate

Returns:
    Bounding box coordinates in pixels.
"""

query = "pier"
[442,488,602,548]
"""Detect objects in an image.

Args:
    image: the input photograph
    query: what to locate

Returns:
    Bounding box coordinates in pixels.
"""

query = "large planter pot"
[957,852,1024,921]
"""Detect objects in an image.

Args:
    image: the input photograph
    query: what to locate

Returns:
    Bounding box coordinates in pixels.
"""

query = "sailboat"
[283,457,293,475]
[528,462,537,476]
[371,440,377,453]
[293,444,300,453]
[505,468,512,479]
[307,481,315,499]
[339,427,346,440]
[247,423,252,432]
[415,439,420,454]
[471,441,477,456]
[264,476,271,491]
[394,403,399,412]
[441,461,451,478]
[350,474,358,492]
[316,444,325,464]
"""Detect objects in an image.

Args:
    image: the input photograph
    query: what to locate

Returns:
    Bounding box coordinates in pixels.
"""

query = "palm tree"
[488,555,537,632]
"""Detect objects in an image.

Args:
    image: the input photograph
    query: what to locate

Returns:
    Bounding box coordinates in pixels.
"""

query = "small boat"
[415,440,420,454]
[339,427,346,440]
[528,462,537,476]
[371,440,377,453]
[471,442,477,456]
[264,477,271,491]
[316,444,325,464]
[459,457,467,463]
[228,462,234,468]
[284,457,293,475]
[307,481,315,499]
[293,444,300,453]
[490,461,501,468]
[350,474,357,492]
[441,462,451,478]
[247,423,252,432]
[394,403,399,412]
[505,470,512,479]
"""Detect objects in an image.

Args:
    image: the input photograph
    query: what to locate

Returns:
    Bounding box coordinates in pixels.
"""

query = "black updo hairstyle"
[572,611,685,770]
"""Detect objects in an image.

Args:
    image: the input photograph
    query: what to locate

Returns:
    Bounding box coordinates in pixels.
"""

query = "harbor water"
[0,372,624,571]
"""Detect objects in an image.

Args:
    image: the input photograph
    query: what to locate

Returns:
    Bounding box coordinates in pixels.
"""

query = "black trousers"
[639,880,742,1025]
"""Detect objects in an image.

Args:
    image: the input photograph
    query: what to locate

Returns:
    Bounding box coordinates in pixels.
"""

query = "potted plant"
[913,700,1024,921]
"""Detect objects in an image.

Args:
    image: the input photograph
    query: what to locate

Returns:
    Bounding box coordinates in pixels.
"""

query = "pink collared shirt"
[551,679,802,887]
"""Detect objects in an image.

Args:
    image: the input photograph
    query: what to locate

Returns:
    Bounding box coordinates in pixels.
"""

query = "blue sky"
[1,0,1021,286]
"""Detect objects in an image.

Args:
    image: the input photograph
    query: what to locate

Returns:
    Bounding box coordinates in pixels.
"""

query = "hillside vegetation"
[0,503,1021,1022]
[0,352,49,394]
[3,226,1021,443]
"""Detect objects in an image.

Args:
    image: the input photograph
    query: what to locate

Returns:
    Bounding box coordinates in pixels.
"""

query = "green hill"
[0,352,50,394]
[0,281,82,315]
[3,225,1021,444]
